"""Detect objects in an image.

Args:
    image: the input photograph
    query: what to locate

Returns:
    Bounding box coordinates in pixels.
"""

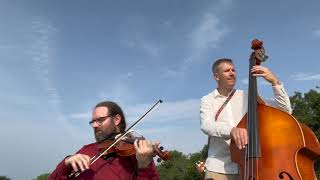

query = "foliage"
[0,176,11,180]
[316,162,320,179]
[290,89,320,178]
[290,89,320,139]
[35,173,50,180]
[157,145,208,180]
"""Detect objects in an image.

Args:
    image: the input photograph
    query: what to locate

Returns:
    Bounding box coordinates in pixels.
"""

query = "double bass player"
[199,58,292,179]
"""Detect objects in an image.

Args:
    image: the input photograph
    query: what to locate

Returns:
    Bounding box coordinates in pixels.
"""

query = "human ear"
[113,114,121,126]
[213,73,219,81]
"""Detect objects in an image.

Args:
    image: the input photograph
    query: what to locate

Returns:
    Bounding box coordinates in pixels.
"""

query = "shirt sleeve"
[267,84,292,114]
[134,160,159,180]
[48,155,73,180]
[48,145,89,180]
[200,96,233,139]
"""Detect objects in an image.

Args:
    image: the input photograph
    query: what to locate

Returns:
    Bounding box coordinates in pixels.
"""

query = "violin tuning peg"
[159,146,164,150]
[157,158,162,163]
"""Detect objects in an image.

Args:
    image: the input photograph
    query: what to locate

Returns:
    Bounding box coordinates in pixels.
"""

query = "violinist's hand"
[251,65,280,86]
[64,154,90,172]
[134,139,159,169]
[230,127,248,149]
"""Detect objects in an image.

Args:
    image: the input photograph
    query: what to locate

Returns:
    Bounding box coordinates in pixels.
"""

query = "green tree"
[157,145,209,180]
[290,89,320,139]
[157,150,204,180]
[0,176,11,180]
[35,173,50,180]
[290,89,320,178]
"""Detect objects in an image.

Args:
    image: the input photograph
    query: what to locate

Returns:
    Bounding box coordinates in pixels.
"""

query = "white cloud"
[291,72,320,81]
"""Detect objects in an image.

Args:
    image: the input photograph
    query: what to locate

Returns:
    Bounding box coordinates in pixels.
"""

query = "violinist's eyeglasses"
[89,115,113,127]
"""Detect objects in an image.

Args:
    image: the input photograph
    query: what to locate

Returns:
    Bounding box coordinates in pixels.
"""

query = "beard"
[94,126,117,143]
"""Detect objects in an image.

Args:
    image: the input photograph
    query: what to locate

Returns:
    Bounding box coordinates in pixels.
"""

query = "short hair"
[95,101,126,133]
[212,58,234,74]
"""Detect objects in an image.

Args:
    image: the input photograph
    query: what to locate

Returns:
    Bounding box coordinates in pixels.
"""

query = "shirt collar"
[213,88,235,98]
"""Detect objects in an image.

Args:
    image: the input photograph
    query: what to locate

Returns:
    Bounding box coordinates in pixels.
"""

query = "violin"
[97,133,170,162]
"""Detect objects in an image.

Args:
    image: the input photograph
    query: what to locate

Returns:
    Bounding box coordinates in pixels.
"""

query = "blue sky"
[1,0,320,179]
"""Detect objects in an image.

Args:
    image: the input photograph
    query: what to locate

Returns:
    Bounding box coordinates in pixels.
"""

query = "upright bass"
[230,39,320,179]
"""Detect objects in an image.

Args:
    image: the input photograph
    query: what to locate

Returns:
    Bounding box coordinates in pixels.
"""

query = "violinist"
[49,101,159,180]
[199,58,292,180]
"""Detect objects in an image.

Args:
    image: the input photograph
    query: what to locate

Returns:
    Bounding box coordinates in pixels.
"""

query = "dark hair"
[212,58,234,74]
[95,101,126,133]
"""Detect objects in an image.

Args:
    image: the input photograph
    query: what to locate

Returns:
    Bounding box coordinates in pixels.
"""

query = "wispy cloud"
[125,98,199,124]
[163,6,229,78]
[121,37,160,57]
[29,17,80,137]
[291,72,320,81]
[314,29,320,38]
[98,72,138,104]
[191,14,228,50]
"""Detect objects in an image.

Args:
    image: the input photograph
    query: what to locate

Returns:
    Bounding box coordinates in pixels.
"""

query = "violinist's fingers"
[139,139,145,148]
[153,140,160,147]
[135,139,153,153]
[76,160,86,172]
[70,161,78,172]
[65,154,90,172]
[142,139,152,150]
[134,139,139,149]
[135,139,154,169]
[78,155,90,170]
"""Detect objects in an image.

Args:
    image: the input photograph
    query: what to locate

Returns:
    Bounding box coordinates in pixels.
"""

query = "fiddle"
[97,133,170,162]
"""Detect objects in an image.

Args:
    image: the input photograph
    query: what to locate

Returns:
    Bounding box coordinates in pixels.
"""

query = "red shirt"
[49,143,159,180]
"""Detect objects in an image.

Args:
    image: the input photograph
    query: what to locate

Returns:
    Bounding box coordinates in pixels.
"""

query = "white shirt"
[200,84,292,174]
